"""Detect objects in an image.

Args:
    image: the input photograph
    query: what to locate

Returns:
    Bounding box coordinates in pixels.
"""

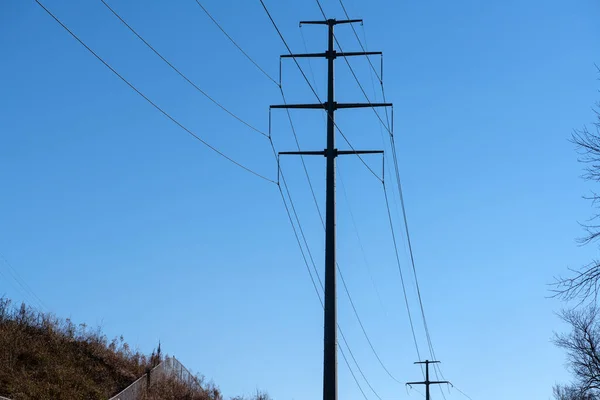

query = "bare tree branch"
[551,77,600,303]
[554,307,600,396]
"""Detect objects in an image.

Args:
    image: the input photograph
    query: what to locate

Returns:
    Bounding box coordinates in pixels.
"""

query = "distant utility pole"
[271,18,390,400]
[406,360,450,400]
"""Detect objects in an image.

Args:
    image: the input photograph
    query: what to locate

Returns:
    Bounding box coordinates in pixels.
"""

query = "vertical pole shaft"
[323,19,337,400]
[425,361,430,400]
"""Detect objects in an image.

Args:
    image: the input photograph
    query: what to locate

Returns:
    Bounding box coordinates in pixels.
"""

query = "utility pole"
[406,360,450,400]
[271,18,391,400]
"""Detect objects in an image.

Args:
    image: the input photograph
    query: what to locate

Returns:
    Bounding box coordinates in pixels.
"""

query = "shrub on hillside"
[0,298,151,399]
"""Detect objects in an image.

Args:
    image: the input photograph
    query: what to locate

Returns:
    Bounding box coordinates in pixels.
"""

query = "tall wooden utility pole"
[407,360,451,400]
[272,18,391,400]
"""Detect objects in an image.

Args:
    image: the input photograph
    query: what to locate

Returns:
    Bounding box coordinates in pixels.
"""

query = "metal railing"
[109,356,200,400]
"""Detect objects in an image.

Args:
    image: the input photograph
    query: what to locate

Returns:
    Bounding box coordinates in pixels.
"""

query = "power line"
[382,181,423,362]
[331,2,448,390]
[267,4,406,394]
[275,157,375,400]
[334,33,391,136]
[228,4,382,393]
[337,0,383,84]
[315,0,327,19]
[187,0,327,227]
[337,258,401,384]
[276,87,394,397]
[275,88,325,227]
[35,0,275,184]
[406,360,450,400]
[275,89,395,386]
[275,106,384,400]
[271,81,381,400]
[99,0,267,138]
[259,0,383,182]
[388,120,448,394]
[338,325,379,400]
[0,252,46,312]
[284,24,395,384]
[279,166,324,289]
[192,0,279,86]
[338,166,387,314]
[318,0,432,382]
[407,384,426,398]
[315,0,327,18]
[319,6,450,399]
[450,383,475,400]
[267,11,401,399]
[274,164,324,304]
[268,22,386,400]
[300,25,323,103]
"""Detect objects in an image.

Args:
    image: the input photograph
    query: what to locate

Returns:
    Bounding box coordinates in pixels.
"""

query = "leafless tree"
[553,384,598,400]
[552,69,600,304]
[554,307,600,398]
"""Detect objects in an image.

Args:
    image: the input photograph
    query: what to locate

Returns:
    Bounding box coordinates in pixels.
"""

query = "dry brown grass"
[0,298,216,400]
[0,298,270,400]
[140,375,220,400]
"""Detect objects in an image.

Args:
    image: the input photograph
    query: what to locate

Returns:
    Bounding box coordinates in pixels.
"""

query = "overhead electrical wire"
[381,182,423,362]
[0,252,46,312]
[315,0,430,381]
[269,7,401,387]
[337,0,383,84]
[305,17,388,322]
[99,0,268,138]
[261,1,395,394]
[275,175,323,303]
[338,168,387,312]
[279,170,379,400]
[193,0,326,228]
[259,0,383,183]
[273,144,372,400]
[274,107,383,398]
[259,0,408,390]
[35,1,439,397]
[336,2,458,397]
[296,25,393,370]
[192,0,280,87]
[330,0,451,393]
[276,89,325,228]
[187,2,380,394]
[451,384,475,400]
[34,0,276,185]
[134,0,382,393]
[337,258,401,384]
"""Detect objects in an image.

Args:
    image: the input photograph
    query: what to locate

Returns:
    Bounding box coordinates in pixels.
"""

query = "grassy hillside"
[0,297,221,400]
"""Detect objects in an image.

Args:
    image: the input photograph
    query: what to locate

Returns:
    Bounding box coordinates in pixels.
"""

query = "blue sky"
[1,0,600,399]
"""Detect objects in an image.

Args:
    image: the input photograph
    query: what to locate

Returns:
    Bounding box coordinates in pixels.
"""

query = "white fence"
[109,356,201,400]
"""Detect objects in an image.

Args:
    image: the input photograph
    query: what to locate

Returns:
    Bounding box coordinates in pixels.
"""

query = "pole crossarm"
[281,52,327,58]
[280,150,325,156]
[406,360,451,400]
[336,102,392,109]
[406,381,450,386]
[281,51,382,59]
[270,102,392,110]
[338,150,383,155]
[300,19,363,26]
[337,51,382,57]
[279,150,383,157]
[271,103,323,109]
